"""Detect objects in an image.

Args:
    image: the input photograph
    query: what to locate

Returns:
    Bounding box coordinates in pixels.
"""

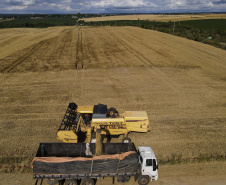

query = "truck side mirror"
[153,159,157,171]
[153,165,158,171]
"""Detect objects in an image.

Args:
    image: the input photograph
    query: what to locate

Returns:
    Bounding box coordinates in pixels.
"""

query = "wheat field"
[0,26,225,184]
[80,13,226,22]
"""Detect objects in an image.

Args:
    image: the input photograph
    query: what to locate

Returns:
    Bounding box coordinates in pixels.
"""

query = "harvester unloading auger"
[57,103,150,143]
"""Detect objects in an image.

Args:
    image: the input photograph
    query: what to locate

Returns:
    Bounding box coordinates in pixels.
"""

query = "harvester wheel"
[64,179,78,185]
[81,178,94,185]
[138,175,150,185]
[122,137,131,143]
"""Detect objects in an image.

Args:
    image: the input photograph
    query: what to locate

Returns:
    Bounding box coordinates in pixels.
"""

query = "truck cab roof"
[138,146,156,159]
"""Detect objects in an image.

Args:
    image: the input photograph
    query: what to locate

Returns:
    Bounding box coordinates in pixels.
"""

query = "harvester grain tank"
[57,103,150,143]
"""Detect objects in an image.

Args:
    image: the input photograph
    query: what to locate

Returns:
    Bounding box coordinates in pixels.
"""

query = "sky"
[0,0,226,14]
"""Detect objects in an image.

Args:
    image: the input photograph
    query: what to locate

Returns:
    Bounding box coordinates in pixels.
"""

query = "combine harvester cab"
[57,102,150,143]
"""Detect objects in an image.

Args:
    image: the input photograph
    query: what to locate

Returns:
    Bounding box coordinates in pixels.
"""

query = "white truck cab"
[138,146,158,181]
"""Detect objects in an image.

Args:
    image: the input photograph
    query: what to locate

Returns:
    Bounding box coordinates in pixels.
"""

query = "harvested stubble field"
[80,13,226,22]
[0,26,226,185]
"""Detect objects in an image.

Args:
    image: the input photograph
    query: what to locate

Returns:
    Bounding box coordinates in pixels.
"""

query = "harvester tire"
[81,178,94,185]
[122,137,131,143]
[64,179,78,185]
[138,175,150,185]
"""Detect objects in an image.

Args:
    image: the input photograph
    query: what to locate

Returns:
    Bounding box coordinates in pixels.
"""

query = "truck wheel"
[81,178,94,185]
[64,179,78,185]
[122,137,131,143]
[138,175,150,185]
[47,179,58,185]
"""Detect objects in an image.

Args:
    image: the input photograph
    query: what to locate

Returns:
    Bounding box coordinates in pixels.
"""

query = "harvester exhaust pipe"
[95,126,102,156]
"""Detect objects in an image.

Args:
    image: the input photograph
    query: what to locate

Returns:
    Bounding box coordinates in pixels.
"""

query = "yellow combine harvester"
[57,103,150,143]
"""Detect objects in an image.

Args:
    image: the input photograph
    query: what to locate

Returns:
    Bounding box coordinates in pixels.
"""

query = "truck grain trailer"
[32,143,158,185]
[57,103,150,143]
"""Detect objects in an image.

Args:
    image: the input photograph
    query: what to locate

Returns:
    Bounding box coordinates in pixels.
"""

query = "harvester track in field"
[57,29,73,60]
[0,40,48,73]
[26,37,56,72]
[0,26,225,77]
[76,27,84,69]
[104,28,182,95]
[105,27,154,67]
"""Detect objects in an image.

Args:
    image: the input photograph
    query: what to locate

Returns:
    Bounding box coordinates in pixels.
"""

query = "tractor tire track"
[76,27,84,69]
[94,27,128,67]
[26,37,56,71]
[105,27,181,94]
[89,27,114,67]
[104,27,154,67]
[81,27,100,68]
[0,40,48,73]
[58,29,73,59]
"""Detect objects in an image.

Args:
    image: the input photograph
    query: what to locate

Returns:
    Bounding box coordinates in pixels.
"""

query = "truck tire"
[81,178,94,185]
[47,179,58,185]
[122,137,131,143]
[64,179,78,185]
[138,175,150,185]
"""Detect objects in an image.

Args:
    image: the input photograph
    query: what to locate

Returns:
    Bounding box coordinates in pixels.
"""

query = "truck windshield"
[146,159,152,166]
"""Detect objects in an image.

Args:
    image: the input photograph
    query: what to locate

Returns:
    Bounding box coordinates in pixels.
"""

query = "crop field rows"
[1,26,226,77]
[0,26,226,184]
[0,67,225,156]
[0,28,76,72]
